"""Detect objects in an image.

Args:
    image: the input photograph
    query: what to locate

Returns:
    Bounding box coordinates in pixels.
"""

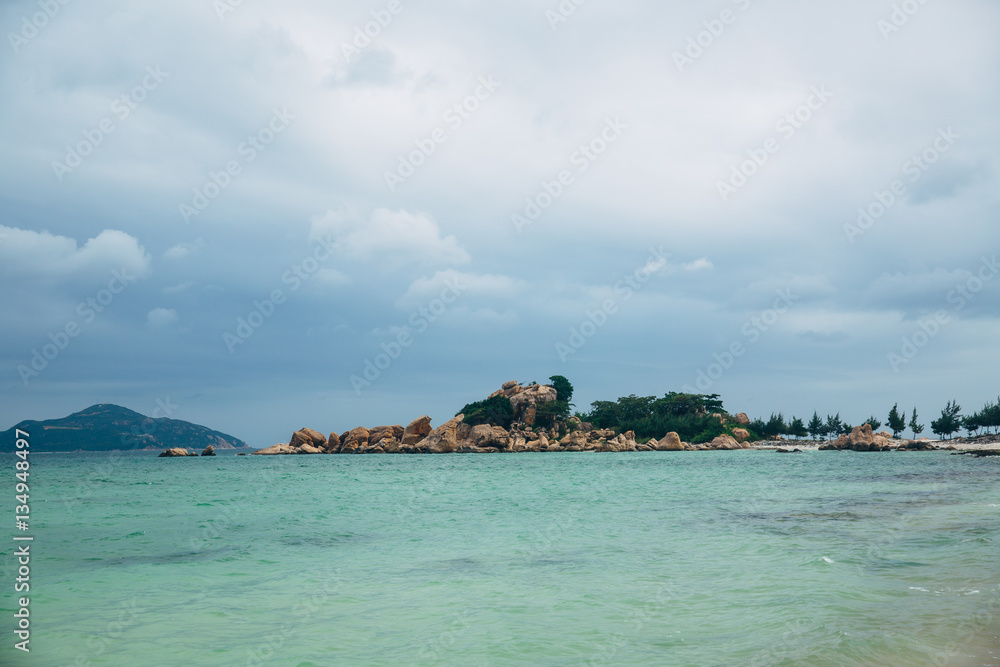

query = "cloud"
[0,227,151,281]
[395,269,527,311]
[164,240,204,260]
[683,258,713,272]
[147,308,178,329]
[310,208,471,269]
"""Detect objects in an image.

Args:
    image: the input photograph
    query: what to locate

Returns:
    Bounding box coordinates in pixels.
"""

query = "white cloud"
[395,269,527,310]
[164,240,204,260]
[147,308,178,329]
[684,258,713,272]
[310,208,470,268]
[0,226,151,280]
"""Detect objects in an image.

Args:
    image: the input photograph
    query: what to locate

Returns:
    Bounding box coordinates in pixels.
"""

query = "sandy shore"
[749,436,1000,452]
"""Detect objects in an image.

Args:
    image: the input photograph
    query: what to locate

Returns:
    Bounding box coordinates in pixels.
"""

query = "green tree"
[807,411,825,439]
[887,403,906,438]
[825,413,843,436]
[548,375,574,406]
[963,411,982,437]
[788,416,808,439]
[909,408,924,438]
[930,400,962,440]
[458,395,514,429]
[864,416,882,431]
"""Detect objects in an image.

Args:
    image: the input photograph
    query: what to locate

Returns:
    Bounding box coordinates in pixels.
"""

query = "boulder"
[369,425,404,446]
[252,444,289,455]
[509,384,559,424]
[847,424,875,447]
[422,415,465,453]
[340,427,370,453]
[502,380,518,391]
[159,447,193,457]
[734,413,751,425]
[290,428,327,449]
[732,428,750,442]
[402,416,433,445]
[468,424,512,450]
[709,435,741,450]
[298,444,323,454]
[379,438,402,454]
[324,432,341,453]
[655,432,685,451]
[201,445,216,456]
[559,430,589,449]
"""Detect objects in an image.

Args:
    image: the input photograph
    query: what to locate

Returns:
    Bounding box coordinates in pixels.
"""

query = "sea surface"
[1,449,998,667]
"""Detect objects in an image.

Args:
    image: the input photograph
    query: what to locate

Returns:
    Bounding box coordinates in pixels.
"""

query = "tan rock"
[340,427,370,453]
[324,432,341,453]
[158,447,194,457]
[559,431,588,448]
[469,424,512,450]
[710,434,741,450]
[299,444,323,454]
[656,432,685,451]
[252,444,295,456]
[422,415,465,453]
[201,445,216,456]
[734,413,751,425]
[379,438,402,454]
[290,428,326,449]
[732,428,750,442]
[847,424,874,447]
[402,416,432,445]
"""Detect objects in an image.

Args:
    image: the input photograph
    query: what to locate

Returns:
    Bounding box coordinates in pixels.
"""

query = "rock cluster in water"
[817,423,939,451]
[248,381,762,456]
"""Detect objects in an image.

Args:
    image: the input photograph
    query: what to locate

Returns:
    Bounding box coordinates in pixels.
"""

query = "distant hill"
[1,404,248,452]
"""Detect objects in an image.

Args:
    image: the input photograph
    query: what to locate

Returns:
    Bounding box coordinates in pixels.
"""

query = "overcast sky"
[2,0,998,447]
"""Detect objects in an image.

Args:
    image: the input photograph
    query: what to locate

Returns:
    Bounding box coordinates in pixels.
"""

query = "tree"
[930,400,962,440]
[808,411,825,439]
[909,408,924,438]
[864,416,882,431]
[887,403,906,438]
[459,395,514,429]
[765,413,787,438]
[548,375,574,406]
[825,413,843,437]
[963,411,982,437]
[788,416,808,439]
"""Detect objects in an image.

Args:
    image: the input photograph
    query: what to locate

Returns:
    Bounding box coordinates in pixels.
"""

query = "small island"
[244,377,1000,456]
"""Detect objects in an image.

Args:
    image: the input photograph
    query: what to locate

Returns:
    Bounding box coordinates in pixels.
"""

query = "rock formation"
[201,445,216,456]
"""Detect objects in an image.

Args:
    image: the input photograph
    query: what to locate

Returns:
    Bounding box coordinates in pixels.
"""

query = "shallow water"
[1,450,998,666]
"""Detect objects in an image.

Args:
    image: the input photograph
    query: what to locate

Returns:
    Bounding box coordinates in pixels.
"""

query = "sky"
[1,0,998,447]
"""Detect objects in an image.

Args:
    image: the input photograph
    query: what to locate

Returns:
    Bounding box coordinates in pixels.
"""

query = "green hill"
[1,404,248,452]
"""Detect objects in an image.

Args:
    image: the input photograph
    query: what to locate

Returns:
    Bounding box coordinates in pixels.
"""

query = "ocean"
[2,449,998,666]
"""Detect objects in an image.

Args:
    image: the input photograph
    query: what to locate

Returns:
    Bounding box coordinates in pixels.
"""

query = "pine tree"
[930,400,962,440]
[864,416,882,431]
[909,408,924,438]
[807,411,824,439]
[887,403,906,438]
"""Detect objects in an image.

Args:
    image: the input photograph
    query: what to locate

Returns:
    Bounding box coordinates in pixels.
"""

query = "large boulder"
[369,425,404,446]
[560,430,589,449]
[402,416,432,445]
[201,445,216,456]
[159,447,194,457]
[290,428,327,449]
[324,432,341,453]
[508,384,559,425]
[655,432,685,451]
[734,413,751,425]
[422,415,465,453]
[847,424,875,448]
[340,427,370,453]
[709,435,742,450]
[732,428,750,443]
[469,424,512,450]
[252,444,296,455]
[298,444,323,454]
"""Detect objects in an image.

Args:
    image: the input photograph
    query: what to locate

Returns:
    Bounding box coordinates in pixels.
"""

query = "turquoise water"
[1,450,998,666]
